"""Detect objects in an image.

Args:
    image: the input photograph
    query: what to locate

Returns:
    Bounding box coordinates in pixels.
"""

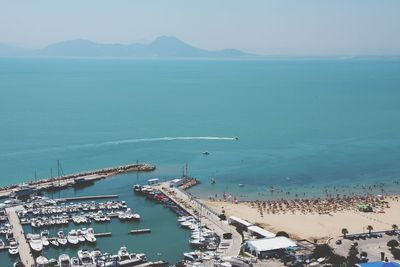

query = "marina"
[0,168,258,266]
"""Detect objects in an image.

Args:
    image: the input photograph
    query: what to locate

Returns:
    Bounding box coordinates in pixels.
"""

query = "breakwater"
[0,163,156,198]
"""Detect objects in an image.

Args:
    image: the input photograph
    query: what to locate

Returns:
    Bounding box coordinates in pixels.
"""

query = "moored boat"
[58,254,71,267]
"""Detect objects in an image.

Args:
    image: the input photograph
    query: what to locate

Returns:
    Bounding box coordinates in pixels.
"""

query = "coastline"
[202,195,400,241]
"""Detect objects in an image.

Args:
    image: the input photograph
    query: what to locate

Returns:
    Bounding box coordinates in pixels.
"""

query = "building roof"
[359,262,400,267]
[228,216,253,227]
[248,225,276,238]
[246,237,297,252]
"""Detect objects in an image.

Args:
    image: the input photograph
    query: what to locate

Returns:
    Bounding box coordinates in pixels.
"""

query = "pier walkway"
[155,183,242,257]
[5,205,35,267]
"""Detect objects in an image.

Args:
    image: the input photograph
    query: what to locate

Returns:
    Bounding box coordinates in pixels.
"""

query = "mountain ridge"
[0,36,254,58]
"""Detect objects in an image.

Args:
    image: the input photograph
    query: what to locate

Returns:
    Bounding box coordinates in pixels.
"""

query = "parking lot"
[332,233,400,262]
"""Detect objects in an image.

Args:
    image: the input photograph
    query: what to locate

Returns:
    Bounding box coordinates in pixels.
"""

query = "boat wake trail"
[2,136,237,157]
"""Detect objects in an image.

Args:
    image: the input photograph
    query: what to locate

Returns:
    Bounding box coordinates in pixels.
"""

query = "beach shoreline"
[202,195,400,242]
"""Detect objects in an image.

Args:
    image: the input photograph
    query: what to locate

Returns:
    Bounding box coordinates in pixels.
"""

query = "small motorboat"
[70,257,79,266]
[202,150,210,155]
[67,230,79,245]
[36,256,48,267]
[57,231,68,246]
[41,230,50,246]
[78,249,93,265]
[58,254,71,267]
[29,234,43,252]
[50,239,59,247]
[118,246,131,261]
[84,228,96,243]
[8,241,18,256]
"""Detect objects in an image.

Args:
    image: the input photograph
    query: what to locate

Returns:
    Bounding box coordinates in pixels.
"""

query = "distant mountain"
[0,36,254,58]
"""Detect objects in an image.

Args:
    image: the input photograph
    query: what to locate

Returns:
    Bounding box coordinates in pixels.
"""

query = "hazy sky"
[1,0,400,55]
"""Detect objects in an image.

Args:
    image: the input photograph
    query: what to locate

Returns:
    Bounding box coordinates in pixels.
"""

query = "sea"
[1,57,400,265]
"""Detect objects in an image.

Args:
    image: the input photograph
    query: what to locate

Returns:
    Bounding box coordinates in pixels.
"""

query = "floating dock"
[129,229,151,234]
[5,205,35,267]
[94,232,112,237]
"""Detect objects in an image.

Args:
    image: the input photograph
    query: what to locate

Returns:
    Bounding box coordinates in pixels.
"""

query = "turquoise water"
[1,58,400,264]
[1,58,400,195]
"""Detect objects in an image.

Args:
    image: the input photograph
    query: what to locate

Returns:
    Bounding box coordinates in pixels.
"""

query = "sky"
[0,0,399,56]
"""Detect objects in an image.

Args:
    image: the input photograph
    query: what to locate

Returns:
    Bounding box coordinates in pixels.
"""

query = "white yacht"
[41,230,50,246]
[77,249,93,265]
[57,231,68,246]
[77,229,86,243]
[70,257,79,266]
[8,241,18,255]
[50,239,59,247]
[118,246,131,261]
[90,248,102,263]
[58,254,71,267]
[36,256,48,267]
[84,228,96,243]
[29,234,43,252]
[67,230,79,245]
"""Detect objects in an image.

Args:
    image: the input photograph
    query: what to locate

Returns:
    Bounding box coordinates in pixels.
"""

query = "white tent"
[247,225,275,238]
[245,237,297,257]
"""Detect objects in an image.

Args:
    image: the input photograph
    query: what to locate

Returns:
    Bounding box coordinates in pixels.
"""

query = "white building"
[169,178,183,188]
[244,237,297,258]
[147,178,160,185]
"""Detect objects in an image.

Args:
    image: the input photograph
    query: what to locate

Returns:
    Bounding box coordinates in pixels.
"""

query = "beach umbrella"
[359,261,400,267]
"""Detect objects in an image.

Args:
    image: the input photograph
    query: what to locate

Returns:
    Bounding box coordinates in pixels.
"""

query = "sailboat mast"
[57,160,61,186]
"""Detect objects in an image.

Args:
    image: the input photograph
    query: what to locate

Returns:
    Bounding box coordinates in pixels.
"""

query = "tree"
[347,246,360,267]
[387,239,400,249]
[312,244,333,259]
[393,224,398,234]
[328,253,347,266]
[342,228,349,238]
[392,248,400,260]
[366,225,373,234]
[276,231,290,238]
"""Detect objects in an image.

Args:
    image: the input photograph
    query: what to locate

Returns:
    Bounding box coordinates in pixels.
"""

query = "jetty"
[129,229,151,234]
[154,182,242,257]
[56,194,119,202]
[0,162,155,198]
[5,205,35,267]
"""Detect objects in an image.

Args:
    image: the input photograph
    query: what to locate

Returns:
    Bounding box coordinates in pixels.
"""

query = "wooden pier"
[5,205,35,267]
[129,229,151,234]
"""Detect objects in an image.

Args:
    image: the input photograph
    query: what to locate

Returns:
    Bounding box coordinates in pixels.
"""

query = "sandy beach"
[203,196,400,241]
